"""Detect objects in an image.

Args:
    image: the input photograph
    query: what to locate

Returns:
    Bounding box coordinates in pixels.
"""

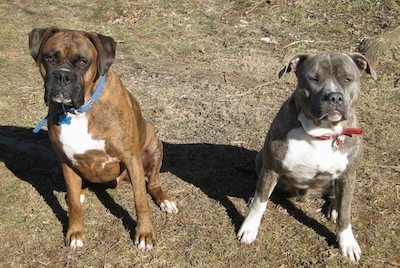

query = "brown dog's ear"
[85,32,116,77]
[29,27,60,62]
[347,53,378,80]
[278,53,311,78]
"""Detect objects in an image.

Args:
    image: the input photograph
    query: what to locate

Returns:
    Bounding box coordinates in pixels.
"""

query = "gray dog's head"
[279,53,377,125]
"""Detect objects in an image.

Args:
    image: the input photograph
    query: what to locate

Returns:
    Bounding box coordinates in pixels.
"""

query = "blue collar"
[33,75,107,134]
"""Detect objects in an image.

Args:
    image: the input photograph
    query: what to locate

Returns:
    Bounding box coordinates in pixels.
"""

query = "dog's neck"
[297,111,363,147]
[32,75,107,134]
[298,111,343,138]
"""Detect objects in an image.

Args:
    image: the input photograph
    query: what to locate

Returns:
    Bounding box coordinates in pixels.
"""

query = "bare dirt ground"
[1,0,399,267]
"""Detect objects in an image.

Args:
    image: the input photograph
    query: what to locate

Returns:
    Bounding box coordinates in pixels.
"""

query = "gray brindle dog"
[237,52,376,262]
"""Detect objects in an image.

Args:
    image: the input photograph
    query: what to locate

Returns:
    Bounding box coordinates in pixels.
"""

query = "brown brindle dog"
[29,27,178,250]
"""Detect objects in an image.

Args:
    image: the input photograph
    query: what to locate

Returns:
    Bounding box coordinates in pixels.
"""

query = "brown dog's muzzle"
[44,68,84,108]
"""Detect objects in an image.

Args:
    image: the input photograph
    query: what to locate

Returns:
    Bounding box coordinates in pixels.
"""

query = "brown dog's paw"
[134,225,156,251]
[65,230,86,249]
[147,186,179,214]
[160,200,178,214]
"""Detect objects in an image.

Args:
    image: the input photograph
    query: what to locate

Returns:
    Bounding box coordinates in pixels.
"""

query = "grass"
[1,0,400,267]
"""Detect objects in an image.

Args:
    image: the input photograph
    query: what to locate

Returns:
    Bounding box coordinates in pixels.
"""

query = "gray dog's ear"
[29,27,60,62]
[278,53,311,78]
[347,53,378,80]
[85,32,116,78]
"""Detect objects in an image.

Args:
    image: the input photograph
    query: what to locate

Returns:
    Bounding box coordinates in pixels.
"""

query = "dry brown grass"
[1,0,399,267]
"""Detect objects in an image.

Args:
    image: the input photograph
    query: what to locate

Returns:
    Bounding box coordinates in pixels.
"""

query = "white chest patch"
[58,113,109,165]
[282,127,349,183]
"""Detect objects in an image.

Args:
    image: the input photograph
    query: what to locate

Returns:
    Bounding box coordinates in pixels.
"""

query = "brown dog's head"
[29,27,116,108]
[279,52,377,125]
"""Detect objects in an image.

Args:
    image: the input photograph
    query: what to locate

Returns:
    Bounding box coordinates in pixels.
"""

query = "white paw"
[337,225,361,262]
[329,208,338,223]
[237,225,259,244]
[69,239,84,249]
[160,200,178,214]
[237,193,266,244]
[135,238,153,251]
[79,194,85,204]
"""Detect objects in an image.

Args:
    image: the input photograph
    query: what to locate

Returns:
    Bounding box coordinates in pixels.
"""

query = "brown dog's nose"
[55,70,73,86]
[325,92,344,106]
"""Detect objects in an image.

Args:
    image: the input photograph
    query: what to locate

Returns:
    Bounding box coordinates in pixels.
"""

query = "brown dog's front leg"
[62,162,86,249]
[127,156,155,251]
[335,172,361,262]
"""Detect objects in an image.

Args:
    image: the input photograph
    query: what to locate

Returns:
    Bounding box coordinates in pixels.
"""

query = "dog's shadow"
[0,125,336,246]
[161,142,336,246]
[0,125,138,240]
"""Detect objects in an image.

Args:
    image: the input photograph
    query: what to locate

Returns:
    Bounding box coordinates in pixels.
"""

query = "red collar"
[292,97,364,146]
[314,127,364,140]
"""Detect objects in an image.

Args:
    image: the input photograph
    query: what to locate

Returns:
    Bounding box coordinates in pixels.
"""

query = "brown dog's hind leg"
[79,187,89,204]
[141,123,178,214]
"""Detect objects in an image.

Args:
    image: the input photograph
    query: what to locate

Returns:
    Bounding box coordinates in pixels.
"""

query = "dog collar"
[32,75,107,134]
[297,110,363,147]
[314,127,363,147]
[314,128,364,140]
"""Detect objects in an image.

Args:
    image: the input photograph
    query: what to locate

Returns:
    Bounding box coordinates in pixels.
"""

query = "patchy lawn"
[1,0,399,267]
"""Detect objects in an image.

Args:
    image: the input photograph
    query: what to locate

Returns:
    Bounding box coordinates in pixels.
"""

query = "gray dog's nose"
[325,92,344,106]
[55,70,73,86]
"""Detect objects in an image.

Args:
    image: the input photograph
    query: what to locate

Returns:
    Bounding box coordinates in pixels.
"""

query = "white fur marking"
[59,113,112,165]
[282,112,349,182]
[160,200,179,214]
[330,208,338,223]
[79,194,85,204]
[101,157,115,168]
[136,239,152,251]
[328,79,338,94]
[70,239,84,249]
[337,225,361,262]
[237,192,267,244]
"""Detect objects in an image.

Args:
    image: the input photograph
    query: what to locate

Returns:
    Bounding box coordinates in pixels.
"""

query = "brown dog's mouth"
[51,94,72,105]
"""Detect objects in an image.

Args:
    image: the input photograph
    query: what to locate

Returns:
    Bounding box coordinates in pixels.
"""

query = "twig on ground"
[283,40,331,49]
[218,80,279,101]
[254,80,279,89]
[245,0,266,15]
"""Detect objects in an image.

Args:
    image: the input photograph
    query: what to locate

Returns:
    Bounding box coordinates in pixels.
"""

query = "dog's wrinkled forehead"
[41,30,97,61]
[298,53,359,80]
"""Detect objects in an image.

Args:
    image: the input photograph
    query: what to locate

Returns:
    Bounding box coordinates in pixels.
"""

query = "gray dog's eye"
[307,75,319,83]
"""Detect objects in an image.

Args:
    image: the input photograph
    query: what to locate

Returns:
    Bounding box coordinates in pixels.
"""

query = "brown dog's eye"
[46,55,54,63]
[77,59,88,67]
